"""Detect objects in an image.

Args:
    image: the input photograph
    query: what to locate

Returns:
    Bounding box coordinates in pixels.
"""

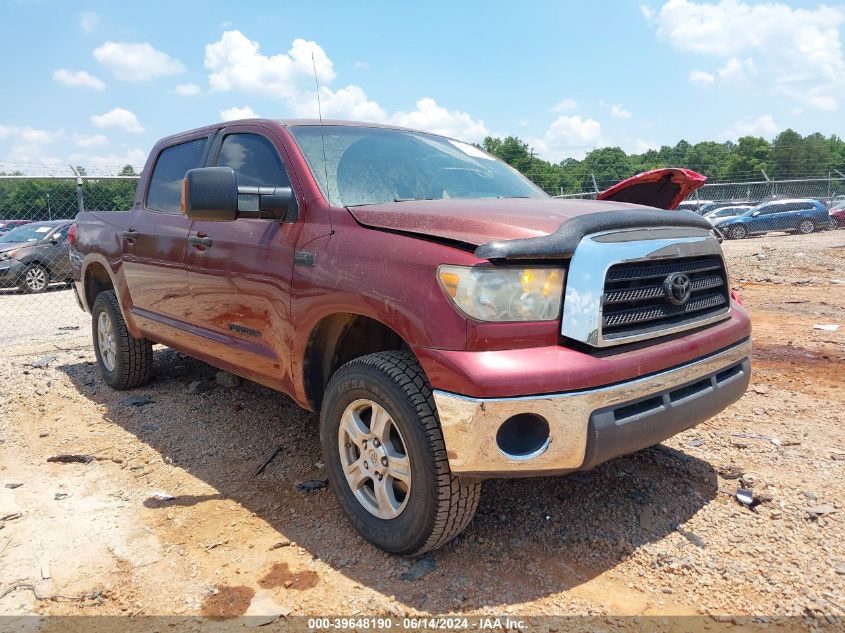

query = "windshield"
[289,125,547,207]
[0,223,53,243]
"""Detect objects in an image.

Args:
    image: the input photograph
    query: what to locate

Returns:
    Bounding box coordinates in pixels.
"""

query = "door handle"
[189,235,213,250]
[120,228,137,241]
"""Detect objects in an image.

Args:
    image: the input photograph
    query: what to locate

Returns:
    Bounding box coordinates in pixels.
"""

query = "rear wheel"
[830,216,840,230]
[19,263,49,293]
[728,224,747,240]
[91,290,153,389]
[798,219,815,234]
[321,351,481,555]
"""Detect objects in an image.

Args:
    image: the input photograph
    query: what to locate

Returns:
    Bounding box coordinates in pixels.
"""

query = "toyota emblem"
[663,273,692,306]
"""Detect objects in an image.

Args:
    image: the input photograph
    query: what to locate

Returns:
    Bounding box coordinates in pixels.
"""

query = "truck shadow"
[60,348,718,612]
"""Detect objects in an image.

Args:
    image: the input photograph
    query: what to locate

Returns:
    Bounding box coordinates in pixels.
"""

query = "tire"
[320,351,481,555]
[91,290,153,390]
[797,219,815,235]
[829,217,839,230]
[728,224,747,240]
[19,263,49,294]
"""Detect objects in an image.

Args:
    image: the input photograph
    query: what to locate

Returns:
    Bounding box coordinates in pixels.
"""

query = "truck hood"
[346,198,651,247]
[596,168,707,209]
[346,168,708,248]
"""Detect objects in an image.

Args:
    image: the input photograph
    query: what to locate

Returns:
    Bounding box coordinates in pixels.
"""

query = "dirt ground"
[1,229,844,622]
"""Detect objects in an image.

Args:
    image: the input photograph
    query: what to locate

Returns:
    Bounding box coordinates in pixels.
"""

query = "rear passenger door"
[185,126,303,387]
[42,224,72,280]
[122,135,210,330]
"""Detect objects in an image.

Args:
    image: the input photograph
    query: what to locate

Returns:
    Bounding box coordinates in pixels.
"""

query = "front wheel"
[728,224,747,240]
[19,263,49,293]
[91,290,153,389]
[829,217,839,230]
[320,351,481,555]
[797,219,815,234]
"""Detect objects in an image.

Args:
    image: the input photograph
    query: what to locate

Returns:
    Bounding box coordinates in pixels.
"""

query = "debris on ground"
[46,454,93,464]
[53,493,68,501]
[254,446,282,477]
[4,483,23,489]
[813,324,840,331]
[187,379,216,395]
[30,354,58,369]
[1,512,22,522]
[215,371,241,389]
[735,488,763,510]
[269,539,292,550]
[805,504,836,516]
[119,395,155,407]
[718,464,744,480]
[401,554,436,581]
[295,478,328,494]
[57,326,80,331]
[731,433,781,446]
[149,491,175,502]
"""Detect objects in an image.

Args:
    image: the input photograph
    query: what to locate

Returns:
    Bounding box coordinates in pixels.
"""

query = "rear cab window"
[146,138,208,213]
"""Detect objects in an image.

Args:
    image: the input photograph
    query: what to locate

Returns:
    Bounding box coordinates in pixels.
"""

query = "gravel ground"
[0,285,88,344]
[0,229,843,621]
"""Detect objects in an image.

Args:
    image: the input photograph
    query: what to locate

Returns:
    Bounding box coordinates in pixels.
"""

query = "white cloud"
[0,125,63,144]
[717,56,756,82]
[532,115,602,161]
[204,31,489,142]
[649,0,845,110]
[625,138,659,154]
[91,108,144,134]
[220,106,259,121]
[68,148,147,172]
[205,31,334,99]
[689,69,716,86]
[610,104,632,119]
[72,133,109,148]
[80,12,100,33]
[94,41,185,82]
[354,61,369,70]
[391,98,489,141]
[174,82,201,96]
[551,98,579,113]
[719,114,780,140]
[52,69,106,91]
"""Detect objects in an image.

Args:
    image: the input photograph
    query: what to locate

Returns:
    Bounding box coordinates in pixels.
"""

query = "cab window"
[146,138,207,213]
[216,133,291,188]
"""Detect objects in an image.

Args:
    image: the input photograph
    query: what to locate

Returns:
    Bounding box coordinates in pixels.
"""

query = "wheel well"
[303,314,409,411]
[84,262,114,310]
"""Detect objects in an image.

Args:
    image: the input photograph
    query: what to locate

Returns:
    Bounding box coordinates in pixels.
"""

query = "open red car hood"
[597,168,706,210]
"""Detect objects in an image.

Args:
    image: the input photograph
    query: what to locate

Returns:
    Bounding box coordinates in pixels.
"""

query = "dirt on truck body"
[69,118,751,555]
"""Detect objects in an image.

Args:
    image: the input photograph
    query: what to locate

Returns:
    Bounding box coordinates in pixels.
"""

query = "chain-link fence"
[0,173,138,343]
[0,171,842,345]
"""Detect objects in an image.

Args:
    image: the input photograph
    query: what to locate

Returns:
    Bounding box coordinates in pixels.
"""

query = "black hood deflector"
[474,208,713,261]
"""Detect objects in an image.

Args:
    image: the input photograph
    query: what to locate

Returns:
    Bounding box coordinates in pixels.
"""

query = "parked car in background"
[705,205,754,227]
[677,199,713,214]
[718,199,830,240]
[699,201,755,215]
[829,201,845,229]
[0,219,32,234]
[0,220,74,293]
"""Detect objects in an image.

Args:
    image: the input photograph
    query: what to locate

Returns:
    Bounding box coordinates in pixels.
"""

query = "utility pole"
[591,173,599,194]
[46,193,51,221]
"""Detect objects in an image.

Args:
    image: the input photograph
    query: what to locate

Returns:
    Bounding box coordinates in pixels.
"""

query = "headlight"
[0,251,15,261]
[438,265,565,322]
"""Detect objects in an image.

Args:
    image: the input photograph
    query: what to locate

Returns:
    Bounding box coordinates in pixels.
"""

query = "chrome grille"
[601,255,730,340]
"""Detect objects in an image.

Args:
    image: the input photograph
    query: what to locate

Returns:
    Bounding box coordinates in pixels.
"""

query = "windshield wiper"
[393,197,436,202]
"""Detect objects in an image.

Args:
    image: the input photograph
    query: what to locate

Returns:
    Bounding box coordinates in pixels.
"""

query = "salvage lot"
[0,231,843,619]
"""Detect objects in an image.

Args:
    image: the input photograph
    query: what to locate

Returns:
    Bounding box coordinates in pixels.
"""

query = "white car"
[705,205,754,226]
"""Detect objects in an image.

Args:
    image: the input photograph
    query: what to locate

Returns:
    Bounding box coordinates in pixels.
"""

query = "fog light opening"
[496,413,550,460]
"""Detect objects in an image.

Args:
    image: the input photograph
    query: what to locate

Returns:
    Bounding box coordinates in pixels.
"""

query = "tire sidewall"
[91,292,128,388]
[321,365,441,554]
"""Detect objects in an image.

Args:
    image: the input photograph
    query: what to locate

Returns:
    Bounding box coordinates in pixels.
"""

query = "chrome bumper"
[432,338,751,477]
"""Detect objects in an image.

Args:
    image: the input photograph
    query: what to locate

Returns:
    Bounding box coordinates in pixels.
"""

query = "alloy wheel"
[798,220,814,234]
[337,398,411,519]
[97,311,117,372]
[25,266,47,292]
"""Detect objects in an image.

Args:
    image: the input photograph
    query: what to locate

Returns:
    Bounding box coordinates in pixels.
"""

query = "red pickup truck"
[71,119,751,555]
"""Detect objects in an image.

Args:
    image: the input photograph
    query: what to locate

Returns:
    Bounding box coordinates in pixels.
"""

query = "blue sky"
[1,0,843,173]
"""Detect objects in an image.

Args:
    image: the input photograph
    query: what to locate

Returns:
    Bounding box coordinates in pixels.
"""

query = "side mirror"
[182,167,239,222]
[257,186,298,222]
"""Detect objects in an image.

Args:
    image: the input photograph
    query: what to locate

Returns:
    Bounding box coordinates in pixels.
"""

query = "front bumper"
[432,338,751,477]
[0,260,25,286]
